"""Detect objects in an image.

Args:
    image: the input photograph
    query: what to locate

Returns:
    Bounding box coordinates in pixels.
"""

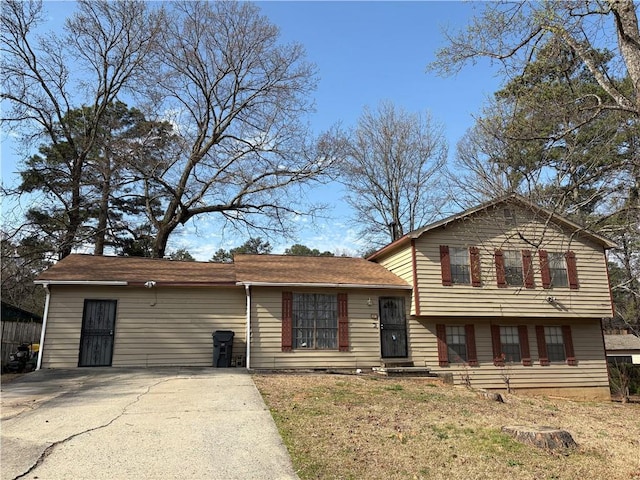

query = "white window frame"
[548,253,569,288]
[450,247,471,285]
[544,326,566,362]
[500,326,521,363]
[446,325,467,363]
[503,250,523,286]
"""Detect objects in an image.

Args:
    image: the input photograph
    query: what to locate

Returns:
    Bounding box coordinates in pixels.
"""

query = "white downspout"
[36,284,51,370]
[245,284,251,370]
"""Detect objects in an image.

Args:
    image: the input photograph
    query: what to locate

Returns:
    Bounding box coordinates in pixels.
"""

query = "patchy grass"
[253,373,640,480]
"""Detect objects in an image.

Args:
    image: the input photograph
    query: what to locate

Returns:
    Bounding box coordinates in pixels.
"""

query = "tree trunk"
[93,165,111,255]
[152,227,169,258]
[610,0,640,115]
[94,161,111,256]
[60,155,85,259]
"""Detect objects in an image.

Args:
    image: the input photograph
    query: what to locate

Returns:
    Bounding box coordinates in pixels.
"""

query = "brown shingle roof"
[35,254,236,285]
[35,254,409,289]
[234,254,410,287]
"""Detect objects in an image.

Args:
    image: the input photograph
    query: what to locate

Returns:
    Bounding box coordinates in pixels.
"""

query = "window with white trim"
[503,250,523,286]
[446,325,467,363]
[450,247,471,285]
[500,326,521,362]
[544,326,566,362]
[548,253,569,288]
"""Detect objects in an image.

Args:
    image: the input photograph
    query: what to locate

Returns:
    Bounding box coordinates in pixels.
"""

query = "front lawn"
[254,373,640,480]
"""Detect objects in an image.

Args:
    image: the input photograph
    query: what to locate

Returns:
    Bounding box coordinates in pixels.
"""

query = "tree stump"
[477,389,504,403]
[501,425,577,450]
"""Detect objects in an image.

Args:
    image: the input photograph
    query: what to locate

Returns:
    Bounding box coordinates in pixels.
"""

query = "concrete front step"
[380,360,415,368]
[372,366,438,377]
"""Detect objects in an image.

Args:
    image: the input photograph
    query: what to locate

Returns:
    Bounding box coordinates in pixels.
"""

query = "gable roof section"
[35,254,236,286]
[368,193,618,261]
[234,254,410,289]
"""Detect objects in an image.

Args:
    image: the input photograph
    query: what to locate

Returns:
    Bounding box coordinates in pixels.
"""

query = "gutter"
[34,280,128,286]
[237,282,412,290]
[36,284,51,370]
[245,284,251,370]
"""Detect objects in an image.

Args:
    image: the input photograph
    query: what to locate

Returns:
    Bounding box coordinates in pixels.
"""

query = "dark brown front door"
[379,296,408,358]
[78,299,117,367]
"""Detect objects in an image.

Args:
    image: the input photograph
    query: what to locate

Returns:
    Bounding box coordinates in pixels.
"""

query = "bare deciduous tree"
[135,1,332,258]
[337,101,447,246]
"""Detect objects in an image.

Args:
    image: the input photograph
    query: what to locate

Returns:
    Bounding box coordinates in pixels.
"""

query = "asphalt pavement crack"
[12,378,173,480]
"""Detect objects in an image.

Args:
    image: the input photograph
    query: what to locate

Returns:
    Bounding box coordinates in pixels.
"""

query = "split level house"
[35,194,616,400]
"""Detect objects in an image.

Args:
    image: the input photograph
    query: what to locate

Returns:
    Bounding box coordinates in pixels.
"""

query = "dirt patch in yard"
[253,373,640,480]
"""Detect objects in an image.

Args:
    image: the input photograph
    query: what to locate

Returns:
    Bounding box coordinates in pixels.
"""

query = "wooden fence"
[1,321,42,368]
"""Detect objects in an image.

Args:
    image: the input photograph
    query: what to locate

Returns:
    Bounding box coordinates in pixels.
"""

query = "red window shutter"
[470,246,481,287]
[562,325,577,365]
[494,249,507,288]
[465,324,478,366]
[490,324,504,366]
[565,251,579,290]
[440,245,452,286]
[338,293,349,352]
[522,249,535,289]
[281,292,293,352]
[518,325,531,366]
[536,325,549,366]
[436,324,448,367]
[539,250,551,289]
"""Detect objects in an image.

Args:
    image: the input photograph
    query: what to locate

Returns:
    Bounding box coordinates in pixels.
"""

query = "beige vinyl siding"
[249,287,410,369]
[377,247,414,284]
[406,316,609,392]
[376,246,416,314]
[410,207,613,318]
[42,285,246,368]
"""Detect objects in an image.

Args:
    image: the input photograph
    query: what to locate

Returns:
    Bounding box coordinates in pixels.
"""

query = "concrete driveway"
[1,368,299,480]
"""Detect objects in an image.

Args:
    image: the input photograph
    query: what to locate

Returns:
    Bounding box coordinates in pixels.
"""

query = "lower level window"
[293,293,337,349]
[446,325,467,363]
[500,326,521,362]
[545,326,566,362]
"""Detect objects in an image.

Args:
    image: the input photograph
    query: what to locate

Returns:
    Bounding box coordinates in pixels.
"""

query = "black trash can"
[213,330,235,367]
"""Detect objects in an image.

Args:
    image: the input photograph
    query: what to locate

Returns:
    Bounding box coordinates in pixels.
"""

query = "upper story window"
[496,249,536,288]
[548,253,568,288]
[539,250,578,290]
[450,247,470,285]
[503,250,523,286]
[440,245,481,287]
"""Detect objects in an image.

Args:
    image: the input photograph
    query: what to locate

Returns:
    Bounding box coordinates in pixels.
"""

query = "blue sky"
[1,1,503,259]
